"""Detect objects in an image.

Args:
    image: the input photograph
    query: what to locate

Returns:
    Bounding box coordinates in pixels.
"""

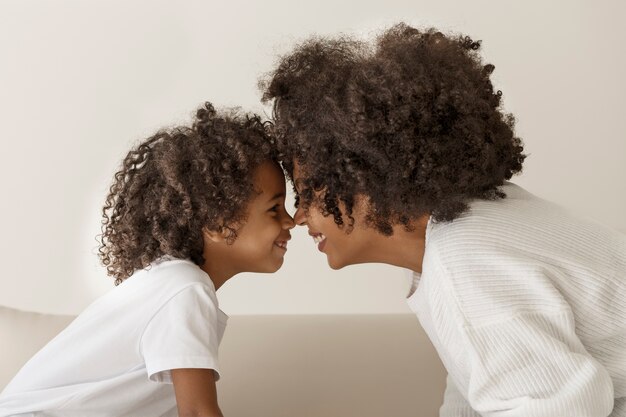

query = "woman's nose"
[293,206,307,226]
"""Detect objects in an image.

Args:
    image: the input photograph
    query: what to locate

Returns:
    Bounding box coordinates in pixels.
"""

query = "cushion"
[0,305,74,388]
[0,308,446,416]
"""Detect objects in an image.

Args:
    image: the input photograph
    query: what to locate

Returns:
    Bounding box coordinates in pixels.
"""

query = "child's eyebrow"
[267,192,285,202]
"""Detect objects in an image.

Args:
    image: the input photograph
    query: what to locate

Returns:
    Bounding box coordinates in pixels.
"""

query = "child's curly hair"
[99,102,276,285]
[262,23,526,235]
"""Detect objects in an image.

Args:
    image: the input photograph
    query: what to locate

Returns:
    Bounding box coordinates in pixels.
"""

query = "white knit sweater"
[406,182,625,417]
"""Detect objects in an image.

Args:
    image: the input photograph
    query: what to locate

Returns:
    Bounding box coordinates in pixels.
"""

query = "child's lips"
[274,240,288,251]
[274,232,291,251]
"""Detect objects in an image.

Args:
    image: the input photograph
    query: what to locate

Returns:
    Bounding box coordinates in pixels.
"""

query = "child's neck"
[199,259,236,291]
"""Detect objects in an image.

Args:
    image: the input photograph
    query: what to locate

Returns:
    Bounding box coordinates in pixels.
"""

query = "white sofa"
[0,306,447,416]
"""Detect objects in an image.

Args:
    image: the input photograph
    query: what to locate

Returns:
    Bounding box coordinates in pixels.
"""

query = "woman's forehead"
[291,160,308,191]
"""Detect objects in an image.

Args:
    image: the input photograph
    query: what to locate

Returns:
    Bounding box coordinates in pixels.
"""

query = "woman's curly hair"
[262,23,526,235]
[99,102,276,284]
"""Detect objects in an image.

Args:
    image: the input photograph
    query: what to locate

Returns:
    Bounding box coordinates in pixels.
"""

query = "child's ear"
[202,226,228,244]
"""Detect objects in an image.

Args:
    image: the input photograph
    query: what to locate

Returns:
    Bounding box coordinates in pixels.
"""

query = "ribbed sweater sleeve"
[464,313,612,416]
[440,374,482,417]
[435,254,614,416]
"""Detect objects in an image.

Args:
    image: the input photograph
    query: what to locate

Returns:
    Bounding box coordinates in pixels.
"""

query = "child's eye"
[269,204,280,213]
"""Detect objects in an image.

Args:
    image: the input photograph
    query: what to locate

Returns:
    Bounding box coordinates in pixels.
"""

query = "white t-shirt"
[407,182,625,417]
[0,258,228,417]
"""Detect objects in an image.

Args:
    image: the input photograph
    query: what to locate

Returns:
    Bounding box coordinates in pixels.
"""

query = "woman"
[262,23,625,417]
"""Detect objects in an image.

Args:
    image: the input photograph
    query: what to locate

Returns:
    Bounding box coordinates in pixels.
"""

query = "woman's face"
[291,161,383,269]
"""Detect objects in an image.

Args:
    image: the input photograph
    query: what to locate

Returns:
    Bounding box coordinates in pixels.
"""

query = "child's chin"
[274,258,285,271]
[261,258,284,273]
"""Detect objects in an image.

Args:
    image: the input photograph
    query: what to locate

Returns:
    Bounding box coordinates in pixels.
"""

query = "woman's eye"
[294,195,300,208]
[269,204,279,213]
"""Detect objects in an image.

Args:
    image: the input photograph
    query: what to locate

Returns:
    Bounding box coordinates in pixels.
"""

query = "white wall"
[0,0,624,315]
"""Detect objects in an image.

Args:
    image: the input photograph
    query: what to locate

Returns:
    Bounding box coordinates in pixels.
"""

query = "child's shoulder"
[127,256,214,294]
[149,256,209,281]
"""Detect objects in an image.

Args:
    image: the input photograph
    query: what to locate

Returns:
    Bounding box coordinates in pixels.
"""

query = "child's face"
[223,161,295,273]
[291,161,384,270]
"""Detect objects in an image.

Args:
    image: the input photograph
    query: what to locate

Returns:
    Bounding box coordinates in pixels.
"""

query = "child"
[262,24,626,417]
[0,102,295,417]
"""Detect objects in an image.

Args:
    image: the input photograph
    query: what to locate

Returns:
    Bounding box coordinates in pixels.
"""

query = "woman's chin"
[326,253,345,270]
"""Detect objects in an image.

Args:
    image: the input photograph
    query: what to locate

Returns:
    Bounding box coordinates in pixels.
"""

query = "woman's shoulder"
[425,184,518,251]
[422,181,625,304]
[424,182,568,267]
[426,181,578,249]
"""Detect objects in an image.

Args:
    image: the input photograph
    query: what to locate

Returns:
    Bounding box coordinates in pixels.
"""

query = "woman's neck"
[350,214,429,273]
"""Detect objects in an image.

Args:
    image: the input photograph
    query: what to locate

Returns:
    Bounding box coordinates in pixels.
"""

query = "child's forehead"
[252,160,286,196]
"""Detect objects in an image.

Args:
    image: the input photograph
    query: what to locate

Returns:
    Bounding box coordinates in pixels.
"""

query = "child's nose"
[283,212,296,229]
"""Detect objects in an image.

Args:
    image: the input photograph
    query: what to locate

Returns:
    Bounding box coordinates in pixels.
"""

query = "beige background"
[0,0,624,315]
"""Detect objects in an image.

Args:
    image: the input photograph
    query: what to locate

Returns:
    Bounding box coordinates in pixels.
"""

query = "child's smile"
[201,161,295,287]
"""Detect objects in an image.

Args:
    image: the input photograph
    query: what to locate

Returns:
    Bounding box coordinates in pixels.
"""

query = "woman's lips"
[309,232,327,252]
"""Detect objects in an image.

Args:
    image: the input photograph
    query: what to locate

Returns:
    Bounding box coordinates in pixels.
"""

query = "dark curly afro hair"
[262,23,526,235]
[99,102,276,284]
